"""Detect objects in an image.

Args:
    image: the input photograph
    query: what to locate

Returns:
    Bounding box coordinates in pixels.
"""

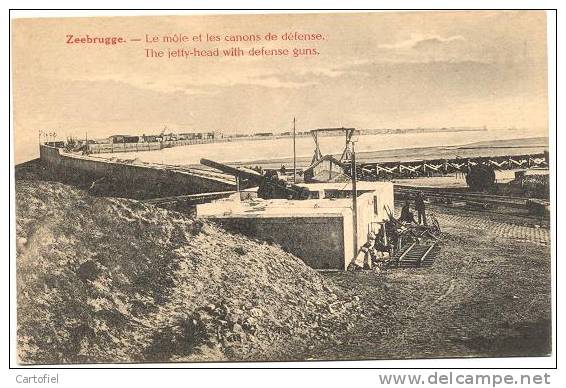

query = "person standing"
[399,200,415,223]
[415,192,427,225]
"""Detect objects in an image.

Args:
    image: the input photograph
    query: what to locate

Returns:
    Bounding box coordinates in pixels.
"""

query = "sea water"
[97,128,548,166]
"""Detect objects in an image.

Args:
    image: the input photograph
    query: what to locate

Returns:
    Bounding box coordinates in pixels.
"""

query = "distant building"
[178,131,217,140]
[45,141,65,148]
[179,132,199,140]
[161,133,178,141]
[109,135,140,143]
[77,139,97,145]
[141,134,162,142]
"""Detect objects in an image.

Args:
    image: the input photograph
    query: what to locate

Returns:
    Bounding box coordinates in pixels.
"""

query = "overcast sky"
[12,11,548,162]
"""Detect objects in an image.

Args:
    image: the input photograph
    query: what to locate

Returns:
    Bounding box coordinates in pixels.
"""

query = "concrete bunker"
[196,182,393,270]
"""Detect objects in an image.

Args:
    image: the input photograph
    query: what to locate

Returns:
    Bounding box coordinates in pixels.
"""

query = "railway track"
[394,185,551,229]
[395,186,529,209]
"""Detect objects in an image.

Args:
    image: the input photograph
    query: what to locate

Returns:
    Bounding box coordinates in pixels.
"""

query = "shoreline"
[89,134,549,170]
[227,136,549,169]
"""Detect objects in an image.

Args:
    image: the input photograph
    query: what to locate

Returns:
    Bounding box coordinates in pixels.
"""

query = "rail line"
[394,186,529,209]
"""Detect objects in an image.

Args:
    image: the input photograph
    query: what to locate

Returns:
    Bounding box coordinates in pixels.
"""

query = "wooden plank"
[418,243,437,266]
[397,242,417,261]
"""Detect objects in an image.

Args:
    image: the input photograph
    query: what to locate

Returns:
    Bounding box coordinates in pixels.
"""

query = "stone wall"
[39,145,235,197]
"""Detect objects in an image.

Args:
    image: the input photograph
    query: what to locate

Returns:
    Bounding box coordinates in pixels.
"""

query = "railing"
[348,153,549,180]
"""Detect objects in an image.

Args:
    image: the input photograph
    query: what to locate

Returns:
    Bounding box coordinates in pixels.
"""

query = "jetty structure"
[37,125,549,271]
[39,144,235,196]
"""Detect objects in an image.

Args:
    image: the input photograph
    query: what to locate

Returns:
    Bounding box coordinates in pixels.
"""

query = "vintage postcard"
[11,10,553,366]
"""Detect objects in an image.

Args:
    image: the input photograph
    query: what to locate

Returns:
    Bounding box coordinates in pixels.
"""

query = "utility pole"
[351,141,358,259]
[293,117,297,184]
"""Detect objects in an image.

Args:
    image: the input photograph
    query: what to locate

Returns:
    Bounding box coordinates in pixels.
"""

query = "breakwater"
[39,145,235,198]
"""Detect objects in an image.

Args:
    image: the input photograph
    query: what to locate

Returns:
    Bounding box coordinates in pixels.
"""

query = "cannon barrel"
[200,158,311,200]
[200,158,264,184]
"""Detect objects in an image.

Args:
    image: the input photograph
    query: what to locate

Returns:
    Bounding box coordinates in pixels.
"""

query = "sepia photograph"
[10,9,554,367]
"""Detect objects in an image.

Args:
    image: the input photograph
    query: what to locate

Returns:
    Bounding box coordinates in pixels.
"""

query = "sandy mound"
[16,179,358,364]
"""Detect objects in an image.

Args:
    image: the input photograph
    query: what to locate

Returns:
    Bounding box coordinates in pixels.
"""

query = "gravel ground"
[16,179,361,364]
[288,203,552,361]
[15,165,552,363]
